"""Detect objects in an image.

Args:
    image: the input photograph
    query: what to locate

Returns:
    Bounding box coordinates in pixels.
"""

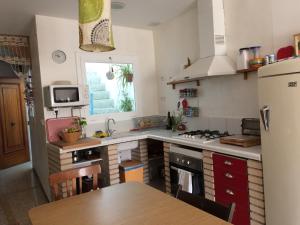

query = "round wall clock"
[52,50,67,64]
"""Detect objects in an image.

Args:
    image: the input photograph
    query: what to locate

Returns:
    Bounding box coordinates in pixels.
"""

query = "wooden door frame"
[0,78,30,168]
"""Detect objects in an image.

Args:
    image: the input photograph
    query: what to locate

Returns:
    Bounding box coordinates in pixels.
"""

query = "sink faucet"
[106,118,116,136]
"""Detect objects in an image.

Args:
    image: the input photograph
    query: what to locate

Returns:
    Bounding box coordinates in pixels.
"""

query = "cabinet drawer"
[215,184,250,211]
[214,166,248,191]
[215,185,250,225]
[213,153,247,174]
[232,209,250,225]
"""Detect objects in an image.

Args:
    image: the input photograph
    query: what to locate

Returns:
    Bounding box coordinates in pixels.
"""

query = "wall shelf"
[167,78,201,89]
[237,68,259,80]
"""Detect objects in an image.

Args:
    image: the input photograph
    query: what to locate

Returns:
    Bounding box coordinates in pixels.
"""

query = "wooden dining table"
[29,182,231,225]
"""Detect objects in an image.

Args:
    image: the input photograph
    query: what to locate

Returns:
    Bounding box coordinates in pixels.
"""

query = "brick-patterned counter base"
[131,140,149,184]
[203,150,215,201]
[107,145,120,185]
[163,142,171,194]
[247,160,265,225]
[48,146,76,199]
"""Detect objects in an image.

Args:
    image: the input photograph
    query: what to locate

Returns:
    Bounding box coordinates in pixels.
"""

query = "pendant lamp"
[79,0,115,52]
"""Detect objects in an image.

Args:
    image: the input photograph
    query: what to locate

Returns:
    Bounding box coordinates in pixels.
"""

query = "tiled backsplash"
[86,120,135,137]
[185,117,243,135]
[86,116,244,136]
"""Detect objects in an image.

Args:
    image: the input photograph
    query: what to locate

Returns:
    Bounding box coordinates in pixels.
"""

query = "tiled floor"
[0,162,48,225]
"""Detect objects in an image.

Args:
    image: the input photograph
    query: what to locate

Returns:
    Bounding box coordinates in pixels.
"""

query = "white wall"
[271,0,300,51]
[153,0,300,133]
[30,15,159,198]
[34,15,158,132]
[29,21,50,197]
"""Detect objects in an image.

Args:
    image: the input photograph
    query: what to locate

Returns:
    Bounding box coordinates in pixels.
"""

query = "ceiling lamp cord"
[79,0,115,52]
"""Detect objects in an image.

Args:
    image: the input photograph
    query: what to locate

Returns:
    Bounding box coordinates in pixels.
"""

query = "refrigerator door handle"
[260,106,270,131]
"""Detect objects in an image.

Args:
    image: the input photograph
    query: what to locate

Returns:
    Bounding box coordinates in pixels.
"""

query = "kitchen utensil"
[106,67,114,80]
[181,99,188,109]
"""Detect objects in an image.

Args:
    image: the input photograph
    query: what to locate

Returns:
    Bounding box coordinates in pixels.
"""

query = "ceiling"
[0,0,196,35]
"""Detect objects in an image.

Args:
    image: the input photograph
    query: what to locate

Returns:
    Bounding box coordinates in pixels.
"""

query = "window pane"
[85,62,136,115]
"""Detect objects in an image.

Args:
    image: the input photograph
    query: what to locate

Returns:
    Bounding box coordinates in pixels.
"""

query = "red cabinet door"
[213,154,247,174]
[214,166,248,191]
[213,153,250,225]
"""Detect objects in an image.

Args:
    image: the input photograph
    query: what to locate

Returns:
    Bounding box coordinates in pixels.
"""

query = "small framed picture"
[294,34,300,56]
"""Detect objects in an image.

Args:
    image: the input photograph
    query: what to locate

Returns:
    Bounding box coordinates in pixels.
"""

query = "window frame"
[77,52,140,123]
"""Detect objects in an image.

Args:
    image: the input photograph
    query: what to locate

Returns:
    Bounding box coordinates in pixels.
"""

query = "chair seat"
[177,190,235,222]
[49,164,101,201]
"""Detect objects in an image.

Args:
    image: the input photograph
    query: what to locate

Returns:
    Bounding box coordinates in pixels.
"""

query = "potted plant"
[120,92,133,112]
[120,64,133,83]
[60,127,81,144]
[171,111,186,132]
[75,117,87,138]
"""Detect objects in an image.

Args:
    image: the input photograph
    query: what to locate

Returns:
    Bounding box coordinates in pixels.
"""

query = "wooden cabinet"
[0,79,29,168]
[213,153,250,225]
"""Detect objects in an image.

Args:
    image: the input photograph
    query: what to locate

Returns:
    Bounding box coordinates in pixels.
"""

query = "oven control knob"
[176,158,180,162]
[181,159,185,163]
[187,161,190,165]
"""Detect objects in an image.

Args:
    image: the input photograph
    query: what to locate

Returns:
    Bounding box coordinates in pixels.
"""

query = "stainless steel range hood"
[176,0,236,81]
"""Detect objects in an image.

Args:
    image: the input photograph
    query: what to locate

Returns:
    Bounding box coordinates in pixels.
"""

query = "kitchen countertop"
[47,129,262,161]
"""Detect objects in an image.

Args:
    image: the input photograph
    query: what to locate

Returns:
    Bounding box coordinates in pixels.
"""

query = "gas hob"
[173,130,230,144]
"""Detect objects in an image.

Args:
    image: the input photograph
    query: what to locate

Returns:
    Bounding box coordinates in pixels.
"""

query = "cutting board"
[51,138,101,150]
[220,135,261,147]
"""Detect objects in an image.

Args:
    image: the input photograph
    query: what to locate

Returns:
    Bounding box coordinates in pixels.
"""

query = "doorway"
[0,78,29,169]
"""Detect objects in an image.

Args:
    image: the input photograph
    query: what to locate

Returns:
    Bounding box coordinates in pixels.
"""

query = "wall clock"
[52,50,67,64]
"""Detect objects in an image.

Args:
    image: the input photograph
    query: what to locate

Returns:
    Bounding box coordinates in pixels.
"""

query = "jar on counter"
[250,46,261,60]
[237,48,250,70]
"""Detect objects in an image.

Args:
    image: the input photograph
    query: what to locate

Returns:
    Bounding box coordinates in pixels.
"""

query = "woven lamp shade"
[79,0,115,52]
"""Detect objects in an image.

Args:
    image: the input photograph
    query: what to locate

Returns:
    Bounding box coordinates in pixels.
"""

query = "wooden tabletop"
[29,182,231,225]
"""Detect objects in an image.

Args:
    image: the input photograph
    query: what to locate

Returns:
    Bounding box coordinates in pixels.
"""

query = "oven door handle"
[170,166,180,171]
[170,166,191,173]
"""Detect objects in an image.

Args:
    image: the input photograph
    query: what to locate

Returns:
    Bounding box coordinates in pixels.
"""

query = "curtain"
[0,35,31,76]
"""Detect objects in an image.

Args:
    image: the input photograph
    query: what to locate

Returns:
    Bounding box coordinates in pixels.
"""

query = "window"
[84,62,136,116]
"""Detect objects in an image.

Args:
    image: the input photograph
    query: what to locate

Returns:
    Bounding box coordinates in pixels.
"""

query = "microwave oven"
[44,85,89,108]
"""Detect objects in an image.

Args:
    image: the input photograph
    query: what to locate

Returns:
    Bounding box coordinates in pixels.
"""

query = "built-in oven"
[169,144,204,197]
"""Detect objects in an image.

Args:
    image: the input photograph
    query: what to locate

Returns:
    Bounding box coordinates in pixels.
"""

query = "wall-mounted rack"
[183,107,199,118]
[167,78,201,89]
[237,68,258,80]
[179,88,198,98]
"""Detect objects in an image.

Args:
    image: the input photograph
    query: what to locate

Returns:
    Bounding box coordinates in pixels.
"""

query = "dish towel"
[178,168,193,193]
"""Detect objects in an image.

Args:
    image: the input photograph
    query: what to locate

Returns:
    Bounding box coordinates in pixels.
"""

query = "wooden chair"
[49,164,101,201]
[176,190,236,223]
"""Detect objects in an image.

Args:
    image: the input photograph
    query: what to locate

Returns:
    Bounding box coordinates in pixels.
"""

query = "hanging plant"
[120,92,133,112]
[120,64,133,83]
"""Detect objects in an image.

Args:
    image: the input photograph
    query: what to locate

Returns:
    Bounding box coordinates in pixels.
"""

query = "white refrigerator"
[258,58,300,225]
